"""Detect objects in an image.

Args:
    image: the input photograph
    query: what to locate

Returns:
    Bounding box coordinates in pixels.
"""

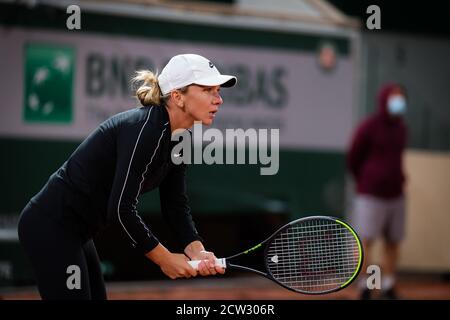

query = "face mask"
[387,96,406,115]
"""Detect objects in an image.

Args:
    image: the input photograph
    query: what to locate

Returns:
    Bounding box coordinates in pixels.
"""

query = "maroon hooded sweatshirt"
[347,84,408,199]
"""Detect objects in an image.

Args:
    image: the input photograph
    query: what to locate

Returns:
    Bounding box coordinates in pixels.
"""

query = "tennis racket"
[188,216,363,295]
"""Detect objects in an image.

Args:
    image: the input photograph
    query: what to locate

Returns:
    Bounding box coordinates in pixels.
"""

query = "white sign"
[0,27,355,150]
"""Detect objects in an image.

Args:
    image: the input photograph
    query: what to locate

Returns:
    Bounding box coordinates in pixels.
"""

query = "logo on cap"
[208,61,214,68]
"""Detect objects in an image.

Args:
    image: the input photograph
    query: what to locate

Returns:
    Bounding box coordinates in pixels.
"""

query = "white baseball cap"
[158,54,237,95]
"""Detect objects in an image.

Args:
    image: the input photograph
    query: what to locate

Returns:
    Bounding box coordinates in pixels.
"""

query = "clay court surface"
[1,274,449,300]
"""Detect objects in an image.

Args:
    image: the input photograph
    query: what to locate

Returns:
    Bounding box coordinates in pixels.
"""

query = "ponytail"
[131,70,163,107]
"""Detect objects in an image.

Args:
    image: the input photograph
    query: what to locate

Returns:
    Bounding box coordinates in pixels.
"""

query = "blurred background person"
[347,83,408,300]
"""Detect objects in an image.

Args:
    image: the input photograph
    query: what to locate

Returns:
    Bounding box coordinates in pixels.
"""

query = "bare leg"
[357,239,373,299]
[379,240,400,299]
[361,239,373,277]
[383,241,399,277]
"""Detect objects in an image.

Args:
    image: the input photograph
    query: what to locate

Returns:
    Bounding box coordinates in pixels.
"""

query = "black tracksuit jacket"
[29,105,201,254]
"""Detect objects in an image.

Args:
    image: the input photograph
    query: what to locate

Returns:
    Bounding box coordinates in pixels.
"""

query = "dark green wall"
[0,137,346,220]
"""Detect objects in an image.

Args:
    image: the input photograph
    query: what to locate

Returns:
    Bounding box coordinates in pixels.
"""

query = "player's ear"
[170,90,185,109]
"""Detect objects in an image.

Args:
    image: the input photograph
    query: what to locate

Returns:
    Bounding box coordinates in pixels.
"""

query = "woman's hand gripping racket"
[188,216,363,295]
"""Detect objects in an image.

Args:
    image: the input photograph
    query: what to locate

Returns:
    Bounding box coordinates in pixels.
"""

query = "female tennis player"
[17,54,237,300]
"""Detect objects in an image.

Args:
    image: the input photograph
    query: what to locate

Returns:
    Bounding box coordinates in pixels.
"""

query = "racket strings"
[266,218,361,294]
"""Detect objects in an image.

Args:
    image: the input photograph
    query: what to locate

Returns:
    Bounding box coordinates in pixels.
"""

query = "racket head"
[263,215,363,295]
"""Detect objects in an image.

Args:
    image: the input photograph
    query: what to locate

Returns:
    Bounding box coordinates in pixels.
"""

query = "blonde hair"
[131,70,166,107]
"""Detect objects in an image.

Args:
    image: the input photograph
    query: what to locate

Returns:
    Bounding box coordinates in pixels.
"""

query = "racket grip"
[188,258,226,270]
